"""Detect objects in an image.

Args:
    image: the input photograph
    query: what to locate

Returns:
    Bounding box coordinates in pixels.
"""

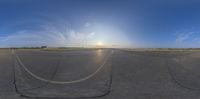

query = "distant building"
[41,46,47,49]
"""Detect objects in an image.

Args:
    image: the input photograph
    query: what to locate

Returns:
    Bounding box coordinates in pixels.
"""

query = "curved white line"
[13,50,113,84]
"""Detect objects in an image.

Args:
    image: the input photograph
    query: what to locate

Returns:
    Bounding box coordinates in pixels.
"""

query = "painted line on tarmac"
[13,49,113,84]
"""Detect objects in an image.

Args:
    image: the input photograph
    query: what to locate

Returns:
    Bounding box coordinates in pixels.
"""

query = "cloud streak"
[0,21,96,47]
[175,30,200,47]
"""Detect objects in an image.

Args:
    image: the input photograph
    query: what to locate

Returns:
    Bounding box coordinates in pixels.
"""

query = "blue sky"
[0,0,200,48]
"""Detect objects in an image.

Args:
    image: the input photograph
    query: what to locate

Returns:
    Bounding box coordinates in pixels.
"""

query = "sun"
[97,41,103,46]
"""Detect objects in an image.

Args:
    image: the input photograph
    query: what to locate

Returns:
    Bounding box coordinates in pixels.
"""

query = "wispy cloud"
[175,32,194,43]
[175,30,200,47]
[0,21,96,47]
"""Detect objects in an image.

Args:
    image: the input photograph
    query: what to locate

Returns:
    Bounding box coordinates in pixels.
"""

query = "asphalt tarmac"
[1,49,200,99]
[14,49,112,98]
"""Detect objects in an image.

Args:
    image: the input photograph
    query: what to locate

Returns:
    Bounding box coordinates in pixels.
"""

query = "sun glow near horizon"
[97,41,103,46]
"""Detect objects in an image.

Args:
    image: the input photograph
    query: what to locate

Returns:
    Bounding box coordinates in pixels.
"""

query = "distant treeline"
[57,47,84,49]
[9,47,85,49]
[122,48,200,52]
[155,48,200,50]
[10,47,42,49]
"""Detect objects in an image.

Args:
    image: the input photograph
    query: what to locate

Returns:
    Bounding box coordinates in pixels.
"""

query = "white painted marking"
[13,50,112,84]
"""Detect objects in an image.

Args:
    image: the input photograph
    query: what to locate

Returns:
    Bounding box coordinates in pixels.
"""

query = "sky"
[0,0,200,48]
